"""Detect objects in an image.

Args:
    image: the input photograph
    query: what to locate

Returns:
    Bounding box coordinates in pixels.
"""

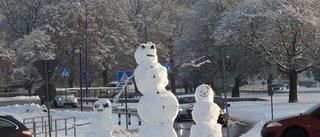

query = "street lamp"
[75,46,83,111]
[144,14,147,42]
[78,0,89,99]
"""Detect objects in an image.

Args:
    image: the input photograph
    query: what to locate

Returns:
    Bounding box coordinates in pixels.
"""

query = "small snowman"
[134,42,179,137]
[90,99,113,137]
[190,84,222,137]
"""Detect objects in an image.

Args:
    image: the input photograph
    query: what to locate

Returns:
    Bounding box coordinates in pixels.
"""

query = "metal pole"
[221,46,230,137]
[79,46,83,111]
[269,74,274,120]
[45,61,52,137]
[85,0,89,101]
[125,86,128,130]
[144,14,147,42]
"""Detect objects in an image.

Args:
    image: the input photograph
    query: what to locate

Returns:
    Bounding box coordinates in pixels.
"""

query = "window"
[0,119,17,129]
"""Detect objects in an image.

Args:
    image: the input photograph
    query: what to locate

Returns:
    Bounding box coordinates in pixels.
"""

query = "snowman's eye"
[94,104,99,108]
[103,103,109,108]
[142,45,146,49]
[151,45,155,49]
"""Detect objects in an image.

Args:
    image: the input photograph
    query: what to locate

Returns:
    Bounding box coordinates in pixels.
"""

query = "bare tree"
[216,0,320,102]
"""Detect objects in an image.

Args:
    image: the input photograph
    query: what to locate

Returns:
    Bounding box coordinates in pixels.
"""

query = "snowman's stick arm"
[113,75,135,103]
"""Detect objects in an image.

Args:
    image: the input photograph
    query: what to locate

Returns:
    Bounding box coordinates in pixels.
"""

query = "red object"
[261,103,320,137]
[22,130,32,137]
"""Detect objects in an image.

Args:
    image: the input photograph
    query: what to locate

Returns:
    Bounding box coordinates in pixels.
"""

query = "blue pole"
[79,46,83,111]
[144,14,147,43]
[85,1,89,100]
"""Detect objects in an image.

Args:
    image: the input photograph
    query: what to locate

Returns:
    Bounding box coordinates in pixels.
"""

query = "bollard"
[138,116,141,126]
[118,114,121,125]
[128,113,131,125]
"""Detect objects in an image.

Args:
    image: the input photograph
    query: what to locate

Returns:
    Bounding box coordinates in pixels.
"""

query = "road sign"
[60,68,70,78]
[214,71,235,90]
[38,83,56,102]
[33,59,58,82]
[263,64,278,79]
[162,63,172,70]
[82,71,87,80]
[209,45,236,62]
[117,71,132,83]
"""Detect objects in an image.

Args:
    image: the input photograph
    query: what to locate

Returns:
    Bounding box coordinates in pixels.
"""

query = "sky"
[0,84,319,137]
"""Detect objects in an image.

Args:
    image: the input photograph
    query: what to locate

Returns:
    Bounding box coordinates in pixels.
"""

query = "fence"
[23,116,83,137]
[23,112,141,137]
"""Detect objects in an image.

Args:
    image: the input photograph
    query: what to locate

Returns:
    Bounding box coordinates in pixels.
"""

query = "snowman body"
[134,62,168,93]
[190,84,222,137]
[90,99,113,137]
[134,42,179,137]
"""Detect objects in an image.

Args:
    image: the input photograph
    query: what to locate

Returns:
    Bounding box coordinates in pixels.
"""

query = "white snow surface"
[0,86,319,137]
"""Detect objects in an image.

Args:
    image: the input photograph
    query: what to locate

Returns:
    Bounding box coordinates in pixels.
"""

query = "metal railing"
[23,116,86,137]
[23,112,142,137]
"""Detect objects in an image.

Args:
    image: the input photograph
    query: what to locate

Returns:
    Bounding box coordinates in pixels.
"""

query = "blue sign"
[60,68,70,78]
[117,71,132,83]
[162,63,172,70]
[82,71,87,80]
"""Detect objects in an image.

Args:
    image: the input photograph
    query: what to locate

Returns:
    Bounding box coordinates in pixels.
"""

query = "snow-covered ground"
[0,85,319,137]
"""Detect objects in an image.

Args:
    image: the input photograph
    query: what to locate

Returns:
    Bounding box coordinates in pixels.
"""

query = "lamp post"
[78,46,83,111]
[84,0,88,99]
[79,0,89,99]
[144,14,147,42]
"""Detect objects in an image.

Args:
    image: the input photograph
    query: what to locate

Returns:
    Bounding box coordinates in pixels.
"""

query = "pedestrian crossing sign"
[60,68,70,78]
[162,63,172,70]
[117,71,132,83]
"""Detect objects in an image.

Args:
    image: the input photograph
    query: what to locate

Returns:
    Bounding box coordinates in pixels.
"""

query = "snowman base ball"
[138,124,177,137]
[190,122,222,137]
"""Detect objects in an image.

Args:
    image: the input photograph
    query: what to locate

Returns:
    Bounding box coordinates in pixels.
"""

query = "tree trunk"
[170,59,176,94]
[288,70,298,103]
[232,78,240,97]
[183,83,188,93]
[102,69,108,86]
[68,78,73,88]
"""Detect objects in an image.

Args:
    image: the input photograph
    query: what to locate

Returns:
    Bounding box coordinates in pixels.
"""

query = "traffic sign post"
[263,64,278,120]
[209,45,236,137]
[117,70,133,128]
[38,83,56,102]
[162,63,172,71]
[82,72,87,80]
[34,60,58,82]
[117,71,132,84]
[60,68,70,78]
[33,59,58,137]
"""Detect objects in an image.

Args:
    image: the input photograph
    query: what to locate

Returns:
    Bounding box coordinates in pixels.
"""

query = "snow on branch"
[181,56,212,68]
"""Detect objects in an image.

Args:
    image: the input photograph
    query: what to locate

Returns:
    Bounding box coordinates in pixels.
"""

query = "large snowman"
[89,99,113,137]
[134,42,179,137]
[190,84,222,137]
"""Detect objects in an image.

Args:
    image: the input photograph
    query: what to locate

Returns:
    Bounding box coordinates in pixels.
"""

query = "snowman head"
[195,84,214,102]
[134,42,158,64]
[93,99,112,115]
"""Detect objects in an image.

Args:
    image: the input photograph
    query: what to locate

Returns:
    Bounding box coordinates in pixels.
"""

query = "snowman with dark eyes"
[190,84,222,137]
[90,99,113,137]
[134,42,179,137]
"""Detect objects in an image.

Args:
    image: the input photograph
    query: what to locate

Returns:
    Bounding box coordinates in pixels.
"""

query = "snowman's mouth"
[147,54,155,57]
